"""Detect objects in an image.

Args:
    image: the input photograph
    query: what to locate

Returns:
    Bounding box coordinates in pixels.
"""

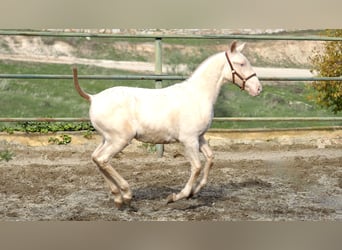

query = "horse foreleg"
[192,136,214,195]
[166,140,202,203]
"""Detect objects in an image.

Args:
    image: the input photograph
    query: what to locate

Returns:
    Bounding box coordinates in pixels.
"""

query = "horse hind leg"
[92,137,133,208]
[92,140,124,207]
[102,174,125,208]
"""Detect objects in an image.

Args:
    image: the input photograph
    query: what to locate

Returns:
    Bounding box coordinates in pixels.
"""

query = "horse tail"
[73,67,91,102]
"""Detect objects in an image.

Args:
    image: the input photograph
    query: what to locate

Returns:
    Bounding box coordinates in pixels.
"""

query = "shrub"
[310,30,342,113]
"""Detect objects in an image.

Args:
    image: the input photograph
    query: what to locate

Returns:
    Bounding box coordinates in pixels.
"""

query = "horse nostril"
[258,86,262,93]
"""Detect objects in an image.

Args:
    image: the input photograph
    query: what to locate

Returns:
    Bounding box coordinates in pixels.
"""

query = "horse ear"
[230,41,245,53]
[236,43,246,52]
[230,41,237,53]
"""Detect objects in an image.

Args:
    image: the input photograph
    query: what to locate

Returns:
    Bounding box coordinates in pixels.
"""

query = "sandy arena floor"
[0,130,341,221]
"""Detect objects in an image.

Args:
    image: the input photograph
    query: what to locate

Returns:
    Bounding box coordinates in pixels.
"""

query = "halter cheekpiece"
[225,51,257,90]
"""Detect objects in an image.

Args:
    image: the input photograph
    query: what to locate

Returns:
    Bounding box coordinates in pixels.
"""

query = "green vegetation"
[0,121,94,133]
[0,62,156,119]
[48,134,72,145]
[139,143,157,153]
[309,29,342,113]
[212,83,341,129]
[0,149,14,162]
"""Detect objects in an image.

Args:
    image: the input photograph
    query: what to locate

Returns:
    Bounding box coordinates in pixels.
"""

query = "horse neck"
[186,52,227,104]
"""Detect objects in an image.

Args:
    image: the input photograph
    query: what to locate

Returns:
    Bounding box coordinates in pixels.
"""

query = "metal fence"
[1,30,342,127]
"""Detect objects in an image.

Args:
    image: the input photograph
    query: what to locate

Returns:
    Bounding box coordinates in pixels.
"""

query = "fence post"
[155,37,164,157]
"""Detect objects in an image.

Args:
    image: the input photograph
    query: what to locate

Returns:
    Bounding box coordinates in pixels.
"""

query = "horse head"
[225,41,262,96]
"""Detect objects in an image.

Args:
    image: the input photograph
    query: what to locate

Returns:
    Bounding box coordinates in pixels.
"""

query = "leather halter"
[225,51,257,90]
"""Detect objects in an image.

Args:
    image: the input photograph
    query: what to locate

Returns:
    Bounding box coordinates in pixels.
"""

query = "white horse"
[72,41,262,208]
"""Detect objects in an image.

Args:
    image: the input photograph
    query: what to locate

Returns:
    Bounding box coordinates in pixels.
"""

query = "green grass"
[1,61,340,131]
[212,82,342,129]
[0,149,14,162]
[0,61,159,118]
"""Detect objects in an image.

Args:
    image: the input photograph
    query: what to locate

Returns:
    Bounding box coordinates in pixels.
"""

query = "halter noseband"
[225,51,257,90]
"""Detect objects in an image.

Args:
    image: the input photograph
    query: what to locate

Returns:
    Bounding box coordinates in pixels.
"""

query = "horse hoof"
[166,193,176,204]
[187,192,194,199]
[123,198,132,207]
[114,201,124,210]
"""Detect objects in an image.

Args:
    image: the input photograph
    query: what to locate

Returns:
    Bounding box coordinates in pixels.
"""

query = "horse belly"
[133,99,181,144]
[135,127,179,144]
[134,112,180,144]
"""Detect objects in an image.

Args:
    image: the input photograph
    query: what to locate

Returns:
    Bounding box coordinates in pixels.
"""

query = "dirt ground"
[0,131,341,221]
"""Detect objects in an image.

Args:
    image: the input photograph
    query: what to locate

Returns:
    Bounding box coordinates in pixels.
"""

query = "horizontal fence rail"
[213,117,342,122]
[1,117,342,123]
[1,30,342,41]
[0,118,90,122]
[0,74,342,82]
